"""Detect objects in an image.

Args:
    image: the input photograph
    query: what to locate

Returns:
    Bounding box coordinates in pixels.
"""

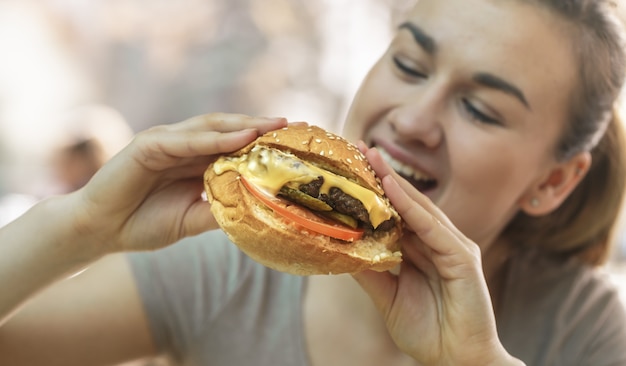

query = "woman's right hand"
[352,146,524,366]
[72,113,287,255]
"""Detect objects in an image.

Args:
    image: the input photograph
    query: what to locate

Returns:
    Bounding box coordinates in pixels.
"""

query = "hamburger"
[204,124,403,275]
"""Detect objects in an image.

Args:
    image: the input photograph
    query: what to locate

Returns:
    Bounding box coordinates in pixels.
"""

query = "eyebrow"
[398,22,436,54]
[398,21,530,110]
[473,73,531,110]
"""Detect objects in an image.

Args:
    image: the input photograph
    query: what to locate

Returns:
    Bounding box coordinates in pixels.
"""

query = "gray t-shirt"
[128,231,626,365]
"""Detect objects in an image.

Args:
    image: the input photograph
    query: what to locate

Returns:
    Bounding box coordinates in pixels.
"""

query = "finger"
[352,269,398,316]
[356,140,369,155]
[384,175,483,282]
[170,113,287,134]
[184,129,260,156]
[288,121,310,128]
[366,147,426,203]
[382,175,462,256]
[366,148,434,210]
[183,200,221,236]
[364,147,396,179]
[160,161,215,181]
[135,128,259,166]
[400,234,438,278]
[367,148,456,230]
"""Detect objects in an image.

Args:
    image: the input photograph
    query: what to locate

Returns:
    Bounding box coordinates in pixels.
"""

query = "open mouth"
[377,147,438,192]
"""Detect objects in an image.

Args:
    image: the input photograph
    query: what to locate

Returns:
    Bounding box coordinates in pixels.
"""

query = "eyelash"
[392,55,501,126]
[462,98,501,125]
[392,56,427,79]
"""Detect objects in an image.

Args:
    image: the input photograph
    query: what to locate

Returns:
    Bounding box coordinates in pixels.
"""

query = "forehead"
[405,0,577,120]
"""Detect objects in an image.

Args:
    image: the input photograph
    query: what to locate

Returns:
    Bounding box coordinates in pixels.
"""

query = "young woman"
[1,0,625,365]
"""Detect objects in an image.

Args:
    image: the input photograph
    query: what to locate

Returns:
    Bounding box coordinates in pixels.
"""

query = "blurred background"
[0,0,624,322]
[0,0,416,202]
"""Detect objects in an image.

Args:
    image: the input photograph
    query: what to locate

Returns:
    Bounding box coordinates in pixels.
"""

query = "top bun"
[205,124,403,275]
[246,124,386,196]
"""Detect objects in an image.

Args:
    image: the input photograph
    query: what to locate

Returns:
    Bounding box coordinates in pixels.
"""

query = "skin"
[335,0,590,364]
[0,114,288,365]
[0,0,596,365]
[344,0,581,247]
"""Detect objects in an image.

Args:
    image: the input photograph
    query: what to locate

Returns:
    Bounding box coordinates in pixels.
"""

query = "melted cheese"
[213,146,392,228]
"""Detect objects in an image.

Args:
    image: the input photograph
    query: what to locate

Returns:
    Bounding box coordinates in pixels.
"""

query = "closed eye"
[393,56,427,79]
[462,98,501,125]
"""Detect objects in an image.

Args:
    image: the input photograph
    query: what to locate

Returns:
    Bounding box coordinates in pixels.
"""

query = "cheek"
[442,138,545,237]
[454,146,535,196]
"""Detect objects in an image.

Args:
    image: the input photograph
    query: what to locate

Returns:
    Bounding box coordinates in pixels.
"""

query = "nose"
[388,86,445,149]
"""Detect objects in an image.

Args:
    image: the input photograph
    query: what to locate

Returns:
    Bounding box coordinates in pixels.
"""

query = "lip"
[371,138,439,193]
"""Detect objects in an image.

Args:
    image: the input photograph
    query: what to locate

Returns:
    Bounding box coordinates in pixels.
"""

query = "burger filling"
[213,145,396,233]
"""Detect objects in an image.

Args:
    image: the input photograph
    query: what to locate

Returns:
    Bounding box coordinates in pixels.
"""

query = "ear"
[519,151,592,216]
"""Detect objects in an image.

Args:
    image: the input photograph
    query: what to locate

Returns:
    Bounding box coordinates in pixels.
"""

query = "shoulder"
[128,230,305,307]
[499,250,626,365]
[126,230,308,363]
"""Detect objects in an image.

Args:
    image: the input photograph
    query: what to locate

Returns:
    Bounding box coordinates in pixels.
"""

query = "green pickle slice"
[319,211,359,229]
[278,185,360,229]
[278,186,332,211]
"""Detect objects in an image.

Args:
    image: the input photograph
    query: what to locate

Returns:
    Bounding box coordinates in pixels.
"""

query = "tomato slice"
[240,176,364,242]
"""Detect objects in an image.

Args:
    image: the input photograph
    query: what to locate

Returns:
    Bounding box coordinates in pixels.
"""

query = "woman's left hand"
[352,146,523,366]
[72,113,287,255]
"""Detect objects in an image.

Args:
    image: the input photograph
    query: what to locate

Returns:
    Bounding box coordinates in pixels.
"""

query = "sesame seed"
[276,138,280,142]
[346,158,352,164]
[354,168,360,172]
[307,128,313,132]
[302,141,308,145]
[320,151,325,156]
[282,127,288,130]
[272,132,277,138]
[328,150,333,156]
[315,139,322,143]
[329,136,335,140]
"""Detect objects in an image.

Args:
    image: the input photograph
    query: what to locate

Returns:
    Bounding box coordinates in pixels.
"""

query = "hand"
[352,146,523,366]
[71,113,287,254]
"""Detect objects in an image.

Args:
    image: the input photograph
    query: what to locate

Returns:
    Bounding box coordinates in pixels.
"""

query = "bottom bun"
[205,169,403,276]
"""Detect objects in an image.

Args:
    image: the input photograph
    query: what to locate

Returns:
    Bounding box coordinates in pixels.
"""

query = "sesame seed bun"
[204,124,403,275]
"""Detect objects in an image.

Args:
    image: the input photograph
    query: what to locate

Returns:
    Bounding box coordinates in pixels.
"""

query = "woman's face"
[343,0,577,246]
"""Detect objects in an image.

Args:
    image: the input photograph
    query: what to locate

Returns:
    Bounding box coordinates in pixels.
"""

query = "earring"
[530,198,540,207]
[575,166,583,176]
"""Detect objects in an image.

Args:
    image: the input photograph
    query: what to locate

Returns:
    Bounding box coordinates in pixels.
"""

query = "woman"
[1,0,625,365]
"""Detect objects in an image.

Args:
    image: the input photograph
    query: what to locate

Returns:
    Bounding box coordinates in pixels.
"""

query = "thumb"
[352,269,398,315]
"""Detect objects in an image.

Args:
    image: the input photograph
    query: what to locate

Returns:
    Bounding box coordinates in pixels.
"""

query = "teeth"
[377,147,435,183]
